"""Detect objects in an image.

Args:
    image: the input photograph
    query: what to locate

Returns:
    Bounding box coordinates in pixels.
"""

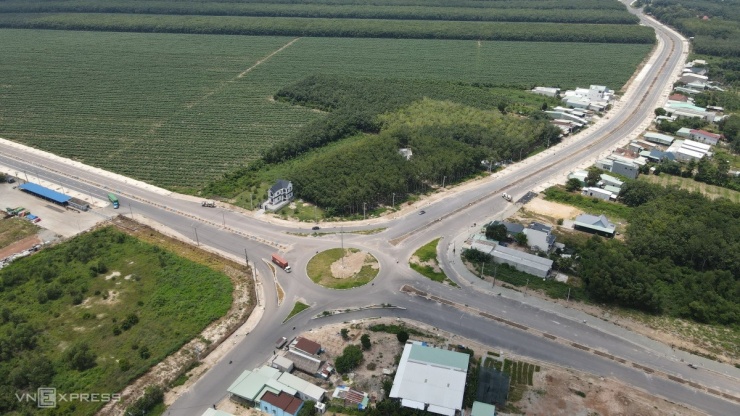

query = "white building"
[667,139,711,162]
[531,87,560,97]
[267,179,293,209]
[582,187,614,201]
[523,223,555,253]
[689,129,721,146]
[390,343,469,416]
[491,245,553,278]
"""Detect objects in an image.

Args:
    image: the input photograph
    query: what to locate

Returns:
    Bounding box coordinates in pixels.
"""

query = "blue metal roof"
[18,182,71,204]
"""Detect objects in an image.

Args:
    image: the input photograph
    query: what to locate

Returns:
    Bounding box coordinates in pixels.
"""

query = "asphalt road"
[0,3,739,415]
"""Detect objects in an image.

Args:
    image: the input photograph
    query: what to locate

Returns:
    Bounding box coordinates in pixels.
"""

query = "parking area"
[1,182,112,238]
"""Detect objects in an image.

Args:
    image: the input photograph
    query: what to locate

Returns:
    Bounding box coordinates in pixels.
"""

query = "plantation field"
[0,29,652,189]
[0,227,233,415]
[0,13,654,44]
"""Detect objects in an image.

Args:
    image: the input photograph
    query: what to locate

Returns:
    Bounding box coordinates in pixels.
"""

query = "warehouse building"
[390,342,470,416]
[491,245,553,279]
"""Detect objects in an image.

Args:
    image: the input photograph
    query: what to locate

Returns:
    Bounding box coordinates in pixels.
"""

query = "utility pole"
[244,248,249,266]
[567,287,571,302]
[392,192,396,210]
[480,262,485,279]
[492,264,498,287]
[129,203,134,219]
[442,175,446,188]
[363,202,366,220]
[314,205,317,223]
[525,278,529,296]
[340,225,345,268]
[193,226,200,246]
[249,193,253,210]
[23,171,29,182]
[222,211,226,227]
[519,148,524,161]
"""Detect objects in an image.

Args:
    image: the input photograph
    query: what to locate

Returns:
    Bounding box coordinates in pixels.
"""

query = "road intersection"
[1,3,739,415]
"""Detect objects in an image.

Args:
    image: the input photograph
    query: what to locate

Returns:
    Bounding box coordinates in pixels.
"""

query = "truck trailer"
[108,193,120,209]
[271,254,292,273]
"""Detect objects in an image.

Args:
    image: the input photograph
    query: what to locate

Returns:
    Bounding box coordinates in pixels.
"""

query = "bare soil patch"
[523,197,583,220]
[0,234,40,260]
[330,250,369,278]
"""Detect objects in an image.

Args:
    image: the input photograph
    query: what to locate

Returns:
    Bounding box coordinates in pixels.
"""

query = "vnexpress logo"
[37,387,57,408]
[16,387,120,408]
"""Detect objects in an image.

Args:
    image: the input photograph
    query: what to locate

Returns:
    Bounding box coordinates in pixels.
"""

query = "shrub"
[396,330,409,344]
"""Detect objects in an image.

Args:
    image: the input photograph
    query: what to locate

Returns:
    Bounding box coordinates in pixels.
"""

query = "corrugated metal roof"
[18,182,71,204]
[277,372,326,402]
[391,344,468,414]
[492,245,553,272]
[574,214,615,234]
[408,344,469,371]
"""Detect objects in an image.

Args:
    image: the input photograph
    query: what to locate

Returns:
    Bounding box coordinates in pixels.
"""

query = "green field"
[306,248,379,289]
[0,227,233,415]
[0,29,652,189]
[410,238,457,286]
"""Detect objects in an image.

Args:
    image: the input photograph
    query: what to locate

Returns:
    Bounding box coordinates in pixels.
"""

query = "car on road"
[419,210,426,215]
[312,226,320,230]
[688,363,698,369]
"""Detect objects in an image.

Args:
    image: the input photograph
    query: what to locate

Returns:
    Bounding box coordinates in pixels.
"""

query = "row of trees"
[0,1,639,24]
[1,13,656,44]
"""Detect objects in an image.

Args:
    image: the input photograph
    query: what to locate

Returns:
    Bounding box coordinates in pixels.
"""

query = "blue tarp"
[18,182,71,204]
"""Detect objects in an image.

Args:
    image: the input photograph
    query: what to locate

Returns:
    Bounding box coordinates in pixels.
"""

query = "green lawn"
[306,248,378,289]
[0,227,233,415]
[410,238,458,287]
[0,29,650,190]
[284,301,310,322]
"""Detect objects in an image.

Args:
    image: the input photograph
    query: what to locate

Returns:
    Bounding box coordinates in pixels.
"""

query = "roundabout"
[306,248,379,289]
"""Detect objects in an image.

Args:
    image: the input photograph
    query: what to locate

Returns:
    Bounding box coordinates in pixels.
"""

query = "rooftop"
[261,391,303,415]
[471,401,497,416]
[492,245,553,273]
[294,337,321,355]
[390,343,469,416]
[18,182,71,204]
[574,214,616,234]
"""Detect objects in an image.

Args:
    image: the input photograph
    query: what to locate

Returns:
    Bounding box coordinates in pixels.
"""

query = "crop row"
[0,1,639,24]
[0,0,631,13]
[0,30,651,188]
[0,13,656,44]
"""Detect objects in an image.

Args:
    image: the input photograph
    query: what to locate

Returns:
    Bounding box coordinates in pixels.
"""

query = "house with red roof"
[259,391,304,416]
[689,129,722,145]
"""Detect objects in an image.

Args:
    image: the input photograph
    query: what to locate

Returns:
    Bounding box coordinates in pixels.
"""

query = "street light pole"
[129,203,133,219]
[250,193,253,210]
[193,226,200,246]
[442,176,446,188]
[340,225,345,268]
[363,202,366,220]
[222,211,226,227]
[392,193,396,209]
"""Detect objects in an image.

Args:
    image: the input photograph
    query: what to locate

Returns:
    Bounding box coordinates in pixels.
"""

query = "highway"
[1,2,739,415]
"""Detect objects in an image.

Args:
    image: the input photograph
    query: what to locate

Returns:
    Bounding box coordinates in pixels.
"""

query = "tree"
[335,345,363,373]
[298,401,317,416]
[654,107,667,116]
[485,223,507,241]
[585,167,602,187]
[65,342,97,371]
[565,178,582,192]
[619,181,664,207]
[515,232,528,246]
[360,334,371,350]
[340,328,349,340]
[396,330,409,344]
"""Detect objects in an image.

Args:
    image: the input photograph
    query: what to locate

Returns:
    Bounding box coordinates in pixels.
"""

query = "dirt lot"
[216,318,704,416]
[520,197,583,221]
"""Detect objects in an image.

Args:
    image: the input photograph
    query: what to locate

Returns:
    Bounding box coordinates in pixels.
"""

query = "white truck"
[502,193,513,202]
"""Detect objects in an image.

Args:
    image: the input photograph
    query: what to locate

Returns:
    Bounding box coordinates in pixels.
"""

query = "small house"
[582,187,613,201]
[574,214,616,237]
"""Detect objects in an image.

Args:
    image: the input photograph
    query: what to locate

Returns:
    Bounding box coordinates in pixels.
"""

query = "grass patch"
[501,359,536,386]
[410,238,458,287]
[640,174,740,203]
[0,227,233,415]
[0,217,40,248]
[306,248,378,289]
[284,301,310,322]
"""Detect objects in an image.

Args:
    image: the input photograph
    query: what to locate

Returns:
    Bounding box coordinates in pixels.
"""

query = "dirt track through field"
[185,37,301,110]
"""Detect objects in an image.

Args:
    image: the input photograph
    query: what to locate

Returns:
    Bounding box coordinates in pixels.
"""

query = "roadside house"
[573,214,616,237]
